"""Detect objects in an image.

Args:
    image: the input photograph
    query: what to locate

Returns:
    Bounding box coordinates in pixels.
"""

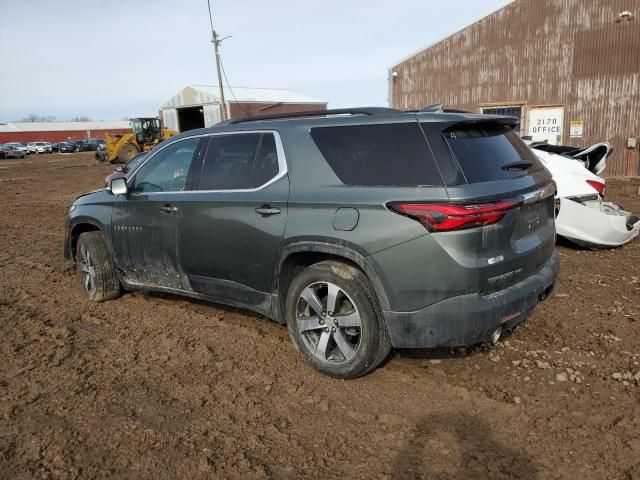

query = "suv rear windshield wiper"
[502,161,533,171]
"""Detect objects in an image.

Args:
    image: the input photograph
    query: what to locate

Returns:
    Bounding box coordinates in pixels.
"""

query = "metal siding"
[390,0,640,176]
[202,104,221,127]
[0,129,130,144]
[228,102,327,119]
[162,109,178,131]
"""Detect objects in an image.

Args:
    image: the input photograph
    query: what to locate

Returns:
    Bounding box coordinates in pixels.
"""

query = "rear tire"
[118,143,138,163]
[75,231,121,302]
[285,261,391,379]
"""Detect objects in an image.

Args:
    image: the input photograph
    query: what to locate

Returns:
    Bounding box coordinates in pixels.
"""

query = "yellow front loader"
[96,117,177,164]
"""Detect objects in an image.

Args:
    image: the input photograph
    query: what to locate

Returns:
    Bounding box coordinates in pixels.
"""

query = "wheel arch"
[67,220,105,260]
[273,241,391,324]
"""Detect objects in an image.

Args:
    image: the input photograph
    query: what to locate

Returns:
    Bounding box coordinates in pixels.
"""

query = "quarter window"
[198,133,280,190]
[132,137,199,193]
[310,123,443,186]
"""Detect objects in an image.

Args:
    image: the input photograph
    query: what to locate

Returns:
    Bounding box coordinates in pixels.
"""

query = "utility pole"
[212,30,228,122]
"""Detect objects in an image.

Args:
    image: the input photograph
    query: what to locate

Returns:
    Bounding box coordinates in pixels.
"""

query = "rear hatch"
[414,117,556,294]
[308,113,556,300]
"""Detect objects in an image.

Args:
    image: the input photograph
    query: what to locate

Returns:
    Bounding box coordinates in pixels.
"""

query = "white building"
[160,85,327,132]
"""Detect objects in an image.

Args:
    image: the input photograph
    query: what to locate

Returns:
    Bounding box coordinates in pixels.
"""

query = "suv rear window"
[310,123,442,186]
[443,124,543,183]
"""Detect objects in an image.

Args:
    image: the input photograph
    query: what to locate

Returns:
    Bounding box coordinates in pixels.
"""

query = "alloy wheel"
[296,282,362,364]
[78,244,97,296]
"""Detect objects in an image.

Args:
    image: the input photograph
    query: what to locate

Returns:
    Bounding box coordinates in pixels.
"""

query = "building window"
[481,106,523,135]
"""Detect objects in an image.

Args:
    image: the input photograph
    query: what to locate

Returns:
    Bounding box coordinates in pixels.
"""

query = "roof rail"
[222,107,402,125]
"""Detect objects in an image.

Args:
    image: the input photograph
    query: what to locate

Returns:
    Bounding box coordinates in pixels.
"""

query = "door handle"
[160,204,179,214]
[255,205,281,216]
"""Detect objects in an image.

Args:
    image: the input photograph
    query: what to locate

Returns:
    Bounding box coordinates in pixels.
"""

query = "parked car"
[0,144,27,159]
[528,143,639,247]
[5,142,29,154]
[86,138,106,151]
[27,141,53,154]
[65,107,559,378]
[67,140,81,152]
[52,142,75,153]
[76,140,92,152]
[530,140,612,176]
[65,140,90,152]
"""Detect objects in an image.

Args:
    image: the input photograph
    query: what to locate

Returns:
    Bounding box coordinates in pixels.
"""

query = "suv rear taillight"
[586,180,605,198]
[389,201,517,232]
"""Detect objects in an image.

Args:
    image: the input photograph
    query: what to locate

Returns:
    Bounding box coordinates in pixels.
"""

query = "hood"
[533,149,604,198]
[73,188,110,204]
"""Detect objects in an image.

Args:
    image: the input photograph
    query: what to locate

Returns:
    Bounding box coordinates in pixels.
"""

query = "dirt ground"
[1,152,639,479]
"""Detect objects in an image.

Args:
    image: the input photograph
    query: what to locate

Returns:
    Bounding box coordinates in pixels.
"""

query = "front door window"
[132,138,199,193]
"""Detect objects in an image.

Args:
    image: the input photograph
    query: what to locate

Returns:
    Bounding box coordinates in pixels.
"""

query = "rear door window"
[443,124,543,183]
[310,123,443,186]
[197,132,281,190]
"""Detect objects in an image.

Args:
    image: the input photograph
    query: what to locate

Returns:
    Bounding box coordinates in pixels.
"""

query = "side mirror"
[109,177,128,195]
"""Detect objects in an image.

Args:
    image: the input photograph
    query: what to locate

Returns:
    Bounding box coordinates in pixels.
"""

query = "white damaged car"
[530,144,640,248]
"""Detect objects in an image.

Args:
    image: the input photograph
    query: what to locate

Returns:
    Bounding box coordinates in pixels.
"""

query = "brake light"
[389,201,517,232]
[586,180,605,197]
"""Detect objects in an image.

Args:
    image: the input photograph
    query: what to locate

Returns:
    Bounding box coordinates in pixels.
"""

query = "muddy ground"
[0,152,639,479]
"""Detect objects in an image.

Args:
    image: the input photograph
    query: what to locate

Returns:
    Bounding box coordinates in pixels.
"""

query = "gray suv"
[64,108,559,378]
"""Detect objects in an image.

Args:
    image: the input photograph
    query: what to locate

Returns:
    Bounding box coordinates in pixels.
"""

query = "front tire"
[285,261,391,379]
[75,231,121,302]
[118,143,138,163]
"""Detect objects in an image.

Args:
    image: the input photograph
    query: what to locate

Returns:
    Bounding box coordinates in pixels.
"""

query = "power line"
[219,54,251,117]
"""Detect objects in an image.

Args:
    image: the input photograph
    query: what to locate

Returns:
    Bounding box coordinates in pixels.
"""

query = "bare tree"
[19,114,58,122]
[21,113,41,122]
[69,116,92,122]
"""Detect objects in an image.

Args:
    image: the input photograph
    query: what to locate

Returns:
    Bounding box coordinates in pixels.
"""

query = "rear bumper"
[384,251,559,348]
[556,198,639,247]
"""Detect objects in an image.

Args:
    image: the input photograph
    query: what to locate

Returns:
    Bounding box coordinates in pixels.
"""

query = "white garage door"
[527,107,564,145]
[203,104,221,127]
[162,109,178,131]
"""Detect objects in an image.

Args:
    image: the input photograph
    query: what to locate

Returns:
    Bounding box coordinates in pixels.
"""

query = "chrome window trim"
[127,130,288,195]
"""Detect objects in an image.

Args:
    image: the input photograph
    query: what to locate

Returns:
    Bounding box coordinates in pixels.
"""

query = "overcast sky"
[0,0,508,122]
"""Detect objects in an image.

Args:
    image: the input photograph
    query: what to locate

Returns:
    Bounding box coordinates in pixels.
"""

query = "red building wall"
[0,128,131,144]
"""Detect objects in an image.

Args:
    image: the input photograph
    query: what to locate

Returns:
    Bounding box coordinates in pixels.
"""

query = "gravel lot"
[1,153,639,479]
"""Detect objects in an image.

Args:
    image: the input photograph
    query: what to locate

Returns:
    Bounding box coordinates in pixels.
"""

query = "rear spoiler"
[406,103,474,114]
[442,116,520,130]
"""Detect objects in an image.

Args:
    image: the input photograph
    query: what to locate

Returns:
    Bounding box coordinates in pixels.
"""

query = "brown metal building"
[389,0,640,176]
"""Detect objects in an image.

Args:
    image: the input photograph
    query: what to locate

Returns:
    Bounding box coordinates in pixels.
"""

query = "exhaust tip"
[490,326,503,345]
